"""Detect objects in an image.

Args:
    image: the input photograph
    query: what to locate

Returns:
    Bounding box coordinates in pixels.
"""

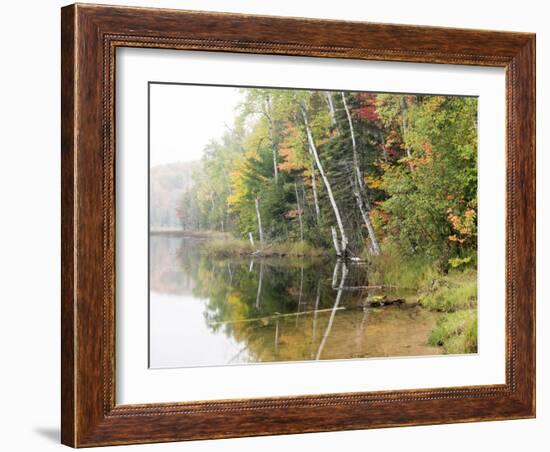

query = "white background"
[118,49,505,404]
[0,0,546,451]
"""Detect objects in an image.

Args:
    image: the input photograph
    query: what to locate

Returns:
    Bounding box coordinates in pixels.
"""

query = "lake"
[149,235,442,368]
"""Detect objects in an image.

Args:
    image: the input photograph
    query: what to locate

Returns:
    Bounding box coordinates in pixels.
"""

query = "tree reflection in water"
[149,235,442,368]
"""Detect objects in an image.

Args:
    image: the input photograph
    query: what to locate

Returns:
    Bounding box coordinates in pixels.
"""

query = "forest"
[173,88,478,355]
[178,89,477,267]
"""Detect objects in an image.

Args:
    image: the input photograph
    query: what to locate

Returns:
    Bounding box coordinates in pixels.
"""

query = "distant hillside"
[150,160,201,229]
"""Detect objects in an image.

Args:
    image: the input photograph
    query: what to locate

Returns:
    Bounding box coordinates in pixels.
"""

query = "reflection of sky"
[149,292,249,368]
[148,236,448,368]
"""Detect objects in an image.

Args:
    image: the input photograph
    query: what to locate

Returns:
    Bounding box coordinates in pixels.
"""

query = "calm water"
[149,235,442,368]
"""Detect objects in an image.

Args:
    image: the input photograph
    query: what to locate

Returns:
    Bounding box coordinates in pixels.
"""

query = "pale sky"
[149,84,244,167]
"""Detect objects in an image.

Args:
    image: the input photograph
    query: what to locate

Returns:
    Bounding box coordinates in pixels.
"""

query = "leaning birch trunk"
[294,182,304,244]
[342,92,381,255]
[352,181,381,255]
[316,262,348,360]
[310,162,321,223]
[264,94,279,182]
[255,196,264,246]
[331,227,342,258]
[301,104,348,254]
[325,92,337,127]
[331,259,342,288]
[248,232,255,247]
[341,92,365,192]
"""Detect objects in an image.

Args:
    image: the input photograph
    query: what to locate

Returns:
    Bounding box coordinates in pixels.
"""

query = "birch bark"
[301,104,348,254]
[310,162,321,223]
[325,92,337,127]
[255,197,264,245]
[264,94,279,182]
[341,92,381,255]
[294,182,304,244]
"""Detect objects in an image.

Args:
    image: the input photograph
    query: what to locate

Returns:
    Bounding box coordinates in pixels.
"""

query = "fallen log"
[360,298,405,308]
[209,306,347,326]
[332,284,399,291]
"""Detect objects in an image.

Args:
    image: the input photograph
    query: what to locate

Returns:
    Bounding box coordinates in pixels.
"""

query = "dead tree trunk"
[264,94,279,183]
[331,259,341,288]
[255,196,264,246]
[301,104,348,255]
[325,91,337,127]
[331,227,342,257]
[310,162,321,223]
[341,92,364,191]
[352,183,381,255]
[294,181,304,244]
[341,92,381,255]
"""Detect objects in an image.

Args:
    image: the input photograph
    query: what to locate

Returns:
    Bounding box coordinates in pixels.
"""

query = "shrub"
[366,242,439,291]
[421,280,476,312]
[429,309,477,354]
[201,239,254,257]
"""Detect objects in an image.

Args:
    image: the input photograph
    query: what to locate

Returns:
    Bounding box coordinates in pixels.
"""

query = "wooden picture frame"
[61,3,535,447]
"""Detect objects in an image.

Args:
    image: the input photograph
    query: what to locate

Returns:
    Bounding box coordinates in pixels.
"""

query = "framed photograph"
[61,3,535,447]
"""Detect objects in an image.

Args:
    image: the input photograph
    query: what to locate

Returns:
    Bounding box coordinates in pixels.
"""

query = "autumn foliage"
[178,88,478,269]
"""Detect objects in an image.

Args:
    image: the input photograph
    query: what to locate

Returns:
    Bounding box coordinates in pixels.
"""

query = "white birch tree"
[341,92,381,255]
[300,101,349,255]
